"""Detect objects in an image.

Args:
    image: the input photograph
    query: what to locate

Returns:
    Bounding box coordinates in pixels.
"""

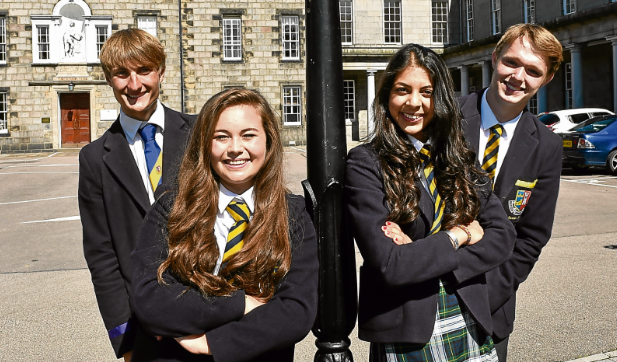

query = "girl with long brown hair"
[344,44,515,361]
[130,88,318,362]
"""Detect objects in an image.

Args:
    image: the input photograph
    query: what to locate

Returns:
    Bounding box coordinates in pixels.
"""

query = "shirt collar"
[119,100,165,142]
[406,134,428,152]
[481,88,522,137]
[218,184,256,215]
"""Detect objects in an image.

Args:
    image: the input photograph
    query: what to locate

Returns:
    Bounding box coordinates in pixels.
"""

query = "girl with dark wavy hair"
[130,88,318,362]
[345,43,515,361]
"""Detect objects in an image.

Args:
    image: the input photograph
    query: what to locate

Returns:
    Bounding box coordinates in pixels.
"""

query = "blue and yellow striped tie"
[482,124,504,181]
[418,145,445,235]
[223,200,250,263]
[139,124,163,192]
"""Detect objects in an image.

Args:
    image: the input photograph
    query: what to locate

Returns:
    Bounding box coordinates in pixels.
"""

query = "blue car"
[561,115,617,174]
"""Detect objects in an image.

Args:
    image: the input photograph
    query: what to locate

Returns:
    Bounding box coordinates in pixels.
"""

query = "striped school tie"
[223,200,251,263]
[418,145,445,235]
[139,124,163,192]
[481,124,504,181]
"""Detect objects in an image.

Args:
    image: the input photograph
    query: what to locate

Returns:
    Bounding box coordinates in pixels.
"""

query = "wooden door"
[60,93,90,147]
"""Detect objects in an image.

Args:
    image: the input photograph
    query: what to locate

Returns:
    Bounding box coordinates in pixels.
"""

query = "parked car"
[561,115,617,174]
[538,108,614,133]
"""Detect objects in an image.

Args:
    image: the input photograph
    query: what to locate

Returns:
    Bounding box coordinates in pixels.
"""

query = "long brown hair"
[371,44,486,229]
[158,88,291,301]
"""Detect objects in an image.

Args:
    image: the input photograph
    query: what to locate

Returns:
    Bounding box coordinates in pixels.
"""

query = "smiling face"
[388,65,435,142]
[210,104,267,195]
[106,62,165,122]
[488,36,553,121]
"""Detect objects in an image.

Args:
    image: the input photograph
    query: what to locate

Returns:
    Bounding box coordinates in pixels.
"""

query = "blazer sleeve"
[345,145,515,287]
[490,137,562,310]
[206,196,319,362]
[450,180,517,285]
[130,191,247,337]
[78,150,135,358]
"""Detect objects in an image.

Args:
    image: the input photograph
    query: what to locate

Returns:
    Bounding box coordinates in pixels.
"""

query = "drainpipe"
[178,0,185,113]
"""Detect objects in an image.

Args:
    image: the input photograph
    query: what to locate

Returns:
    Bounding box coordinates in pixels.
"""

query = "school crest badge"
[156,166,162,173]
[508,190,532,216]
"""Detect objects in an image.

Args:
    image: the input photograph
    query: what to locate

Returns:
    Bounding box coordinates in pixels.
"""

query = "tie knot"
[226,200,250,223]
[491,124,504,137]
[139,124,158,143]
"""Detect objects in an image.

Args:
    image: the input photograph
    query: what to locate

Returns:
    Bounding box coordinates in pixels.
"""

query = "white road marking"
[0,196,77,205]
[22,215,80,224]
[0,171,78,174]
[561,178,617,188]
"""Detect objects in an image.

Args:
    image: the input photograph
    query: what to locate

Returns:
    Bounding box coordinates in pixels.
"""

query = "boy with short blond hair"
[459,23,564,361]
[79,28,195,361]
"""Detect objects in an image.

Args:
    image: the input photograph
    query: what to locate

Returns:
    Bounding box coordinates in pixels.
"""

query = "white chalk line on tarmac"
[22,215,80,224]
[0,195,77,205]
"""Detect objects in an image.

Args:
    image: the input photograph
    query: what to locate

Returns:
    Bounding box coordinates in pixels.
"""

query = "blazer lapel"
[494,112,539,198]
[417,179,435,232]
[461,91,484,154]
[103,120,150,213]
[161,107,191,187]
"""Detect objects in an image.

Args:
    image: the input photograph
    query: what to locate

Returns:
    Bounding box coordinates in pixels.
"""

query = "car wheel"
[607,150,617,175]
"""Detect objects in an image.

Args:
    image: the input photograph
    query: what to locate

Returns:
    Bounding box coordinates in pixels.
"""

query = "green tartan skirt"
[369,282,497,362]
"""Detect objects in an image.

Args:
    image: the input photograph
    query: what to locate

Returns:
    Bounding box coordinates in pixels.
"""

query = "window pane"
[223,18,242,61]
[282,16,299,60]
[432,1,448,44]
[384,0,401,44]
[0,93,7,132]
[283,87,302,125]
[0,17,6,62]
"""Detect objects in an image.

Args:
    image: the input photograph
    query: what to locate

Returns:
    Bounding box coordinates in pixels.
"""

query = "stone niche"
[30,0,112,65]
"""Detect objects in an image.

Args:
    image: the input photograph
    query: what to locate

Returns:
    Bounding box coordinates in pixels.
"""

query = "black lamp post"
[303,0,357,361]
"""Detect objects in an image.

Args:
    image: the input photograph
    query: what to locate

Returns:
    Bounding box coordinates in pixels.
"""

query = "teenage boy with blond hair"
[79,28,195,361]
[459,23,564,361]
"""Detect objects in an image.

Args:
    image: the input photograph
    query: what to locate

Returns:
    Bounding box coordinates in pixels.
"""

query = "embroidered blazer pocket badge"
[508,179,537,217]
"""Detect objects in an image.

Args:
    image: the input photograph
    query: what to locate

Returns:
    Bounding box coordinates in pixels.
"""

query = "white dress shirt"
[476,88,522,183]
[119,100,165,204]
[213,184,256,275]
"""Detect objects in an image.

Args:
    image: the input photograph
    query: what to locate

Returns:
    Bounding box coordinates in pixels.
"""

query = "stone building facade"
[0,0,445,152]
[442,0,617,115]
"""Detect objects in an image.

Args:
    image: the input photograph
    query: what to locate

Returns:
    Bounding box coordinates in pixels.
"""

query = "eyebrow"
[393,81,433,88]
[214,127,261,133]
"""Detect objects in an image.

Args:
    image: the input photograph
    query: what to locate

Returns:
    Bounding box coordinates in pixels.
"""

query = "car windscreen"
[572,117,617,133]
[538,114,559,125]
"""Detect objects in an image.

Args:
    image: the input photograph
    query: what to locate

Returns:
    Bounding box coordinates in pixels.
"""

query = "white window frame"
[563,0,576,15]
[524,0,536,24]
[283,86,302,126]
[223,17,242,61]
[343,80,355,122]
[0,17,6,64]
[466,0,474,42]
[491,0,501,35]
[383,0,401,44]
[37,25,51,61]
[281,16,299,61]
[95,25,108,60]
[565,63,572,109]
[0,92,8,135]
[138,16,157,38]
[528,93,538,115]
[339,1,353,45]
[431,1,448,45]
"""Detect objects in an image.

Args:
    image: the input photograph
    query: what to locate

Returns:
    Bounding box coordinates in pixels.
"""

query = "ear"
[158,67,166,84]
[541,73,555,87]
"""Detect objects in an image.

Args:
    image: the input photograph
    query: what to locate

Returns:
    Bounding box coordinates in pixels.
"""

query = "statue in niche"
[63,21,83,58]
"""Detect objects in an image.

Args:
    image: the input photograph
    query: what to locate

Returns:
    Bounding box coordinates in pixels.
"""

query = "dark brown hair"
[158,88,291,301]
[99,28,166,79]
[371,43,485,229]
[494,23,563,76]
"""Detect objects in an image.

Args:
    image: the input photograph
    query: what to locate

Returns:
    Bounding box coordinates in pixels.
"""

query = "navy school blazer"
[78,107,195,357]
[344,143,516,344]
[129,191,319,362]
[459,90,562,339]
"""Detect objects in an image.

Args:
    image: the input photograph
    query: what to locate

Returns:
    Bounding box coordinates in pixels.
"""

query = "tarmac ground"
[0,148,616,361]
